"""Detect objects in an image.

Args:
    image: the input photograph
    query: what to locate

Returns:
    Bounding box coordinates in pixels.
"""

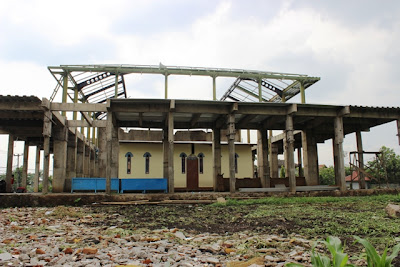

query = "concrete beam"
[50,102,107,112]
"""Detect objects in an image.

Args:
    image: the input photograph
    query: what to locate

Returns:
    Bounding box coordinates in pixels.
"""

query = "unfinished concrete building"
[1,64,400,194]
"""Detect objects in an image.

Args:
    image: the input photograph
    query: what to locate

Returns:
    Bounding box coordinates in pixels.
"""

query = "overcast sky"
[1,0,400,174]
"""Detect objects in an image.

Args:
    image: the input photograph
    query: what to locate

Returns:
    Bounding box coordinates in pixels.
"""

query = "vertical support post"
[5,135,14,192]
[168,112,174,193]
[286,115,296,193]
[42,106,52,194]
[397,119,400,145]
[258,79,262,102]
[76,140,84,177]
[65,130,77,192]
[21,142,29,188]
[97,128,107,178]
[164,74,168,99]
[270,142,279,178]
[111,124,119,179]
[53,126,68,192]
[82,138,87,177]
[106,108,113,194]
[163,127,168,179]
[33,146,41,193]
[212,128,221,191]
[297,147,303,177]
[302,129,319,185]
[333,116,346,192]
[356,131,366,189]
[228,113,236,193]
[62,74,68,116]
[257,128,270,187]
[114,73,119,98]
[300,81,306,104]
[212,76,217,100]
[73,89,78,120]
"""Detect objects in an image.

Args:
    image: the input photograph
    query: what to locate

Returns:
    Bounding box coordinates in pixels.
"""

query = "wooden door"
[186,155,199,190]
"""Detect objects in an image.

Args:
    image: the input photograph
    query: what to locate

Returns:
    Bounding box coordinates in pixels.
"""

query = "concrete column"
[297,148,303,177]
[212,128,221,191]
[356,131,366,189]
[111,125,119,179]
[106,109,113,194]
[302,129,319,185]
[397,119,400,145]
[257,128,270,187]
[212,76,217,101]
[333,116,346,192]
[163,127,168,179]
[21,142,29,188]
[97,128,107,178]
[286,115,296,193]
[53,126,68,193]
[65,130,77,192]
[83,141,89,177]
[76,140,84,177]
[5,135,14,192]
[270,142,279,178]
[228,113,236,193]
[42,109,52,193]
[167,112,174,193]
[90,147,95,178]
[33,146,41,193]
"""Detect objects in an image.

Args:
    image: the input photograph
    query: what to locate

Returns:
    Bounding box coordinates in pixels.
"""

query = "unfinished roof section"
[48,64,320,106]
[220,76,320,103]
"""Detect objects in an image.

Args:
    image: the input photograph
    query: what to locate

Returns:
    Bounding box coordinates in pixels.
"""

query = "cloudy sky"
[1,0,400,173]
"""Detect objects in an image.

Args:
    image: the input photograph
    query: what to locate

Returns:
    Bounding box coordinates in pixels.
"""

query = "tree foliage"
[367,146,400,184]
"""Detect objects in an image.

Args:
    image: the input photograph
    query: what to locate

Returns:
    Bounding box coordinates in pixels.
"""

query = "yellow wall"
[119,142,254,188]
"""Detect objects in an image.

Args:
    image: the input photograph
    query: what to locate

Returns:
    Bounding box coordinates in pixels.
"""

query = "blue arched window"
[143,152,151,174]
[179,152,187,174]
[125,152,133,174]
[198,153,205,174]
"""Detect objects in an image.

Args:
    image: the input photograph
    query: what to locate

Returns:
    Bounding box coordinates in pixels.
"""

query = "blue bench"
[120,178,168,193]
[71,178,119,193]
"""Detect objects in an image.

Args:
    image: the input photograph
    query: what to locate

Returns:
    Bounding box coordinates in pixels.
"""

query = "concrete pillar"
[302,129,319,185]
[228,113,236,193]
[333,116,346,192]
[297,148,303,177]
[65,130,77,192]
[397,119,400,145]
[97,128,107,178]
[90,147,95,178]
[286,115,296,193]
[257,128,270,187]
[270,143,279,178]
[83,141,89,177]
[163,127,168,179]
[167,112,174,193]
[53,126,68,193]
[212,128,221,191]
[76,140,84,177]
[356,131,366,189]
[106,110,113,194]
[111,125,119,179]
[21,142,29,188]
[5,135,14,192]
[33,146,41,193]
[42,109,52,194]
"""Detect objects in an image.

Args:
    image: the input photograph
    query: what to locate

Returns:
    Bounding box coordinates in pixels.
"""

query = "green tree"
[367,146,400,184]
[319,166,336,185]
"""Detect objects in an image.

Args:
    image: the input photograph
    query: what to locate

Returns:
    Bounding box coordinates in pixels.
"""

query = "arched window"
[143,152,151,174]
[198,153,205,174]
[125,152,133,174]
[179,152,187,174]
[235,153,239,173]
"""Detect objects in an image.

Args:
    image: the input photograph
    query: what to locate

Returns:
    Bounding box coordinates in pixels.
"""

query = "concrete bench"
[120,178,168,193]
[71,178,119,193]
